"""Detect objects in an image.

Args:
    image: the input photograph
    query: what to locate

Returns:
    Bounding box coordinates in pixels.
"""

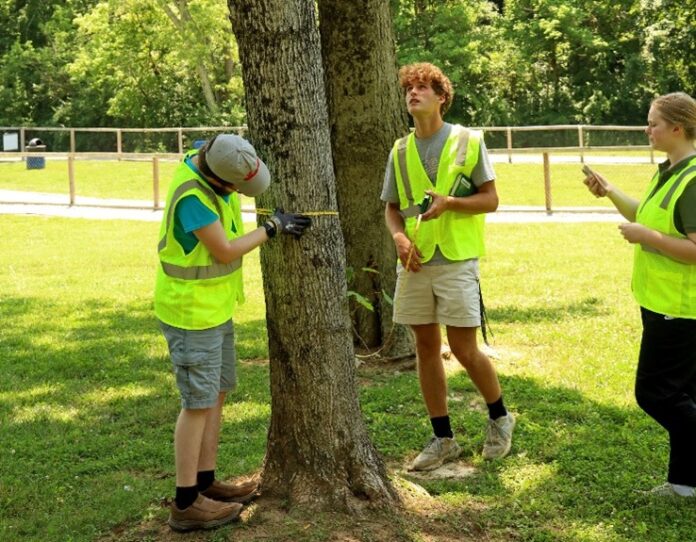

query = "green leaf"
[381,289,393,306]
[347,291,374,311]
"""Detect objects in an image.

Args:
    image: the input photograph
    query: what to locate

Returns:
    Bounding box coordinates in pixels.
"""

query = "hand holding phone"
[581,165,610,197]
[418,194,432,215]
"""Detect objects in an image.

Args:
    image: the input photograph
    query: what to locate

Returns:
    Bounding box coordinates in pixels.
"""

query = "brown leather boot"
[200,479,259,504]
[168,494,242,532]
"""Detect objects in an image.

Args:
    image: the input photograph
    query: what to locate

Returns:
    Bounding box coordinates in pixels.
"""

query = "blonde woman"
[584,92,696,498]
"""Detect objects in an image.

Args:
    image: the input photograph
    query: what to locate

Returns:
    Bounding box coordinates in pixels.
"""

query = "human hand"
[420,190,449,221]
[618,222,650,244]
[266,208,312,238]
[583,167,612,198]
[394,232,422,272]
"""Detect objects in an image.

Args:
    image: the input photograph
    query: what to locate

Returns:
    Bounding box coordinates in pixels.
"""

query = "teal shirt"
[174,194,232,254]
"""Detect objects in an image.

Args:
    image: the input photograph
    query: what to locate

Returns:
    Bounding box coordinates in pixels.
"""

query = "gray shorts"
[159,319,237,409]
[393,259,481,327]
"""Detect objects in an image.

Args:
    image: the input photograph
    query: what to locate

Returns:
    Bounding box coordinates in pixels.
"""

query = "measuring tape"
[255,208,339,217]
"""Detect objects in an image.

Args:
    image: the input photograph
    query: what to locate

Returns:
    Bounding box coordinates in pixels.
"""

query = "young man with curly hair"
[381,63,515,470]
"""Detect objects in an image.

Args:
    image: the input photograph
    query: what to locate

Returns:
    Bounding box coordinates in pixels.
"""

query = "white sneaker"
[642,482,695,498]
[410,437,461,471]
[482,413,515,460]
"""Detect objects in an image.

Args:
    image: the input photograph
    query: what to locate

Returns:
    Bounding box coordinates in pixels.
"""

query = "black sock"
[175,485,199,510]
[430,415,453,439]
[197,470,215,492]
[487,396,507,420]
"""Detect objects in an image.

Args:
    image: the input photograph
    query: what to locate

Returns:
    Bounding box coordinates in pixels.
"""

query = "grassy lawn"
[0,156,661,212]
[1,215,694,541]
[494,162,655,208]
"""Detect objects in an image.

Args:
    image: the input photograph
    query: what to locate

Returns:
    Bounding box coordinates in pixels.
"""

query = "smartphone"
[418,194,432,214]
[581,165,595,177]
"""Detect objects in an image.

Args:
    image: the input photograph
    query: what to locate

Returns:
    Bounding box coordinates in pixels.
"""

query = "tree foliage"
[0,0,693,127]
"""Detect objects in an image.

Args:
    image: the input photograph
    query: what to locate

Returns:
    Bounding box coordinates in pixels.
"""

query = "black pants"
[635,307,696,486]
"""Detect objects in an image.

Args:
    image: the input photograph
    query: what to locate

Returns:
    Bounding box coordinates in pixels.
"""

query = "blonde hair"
[398,62,454,116]
[651,92,696,140]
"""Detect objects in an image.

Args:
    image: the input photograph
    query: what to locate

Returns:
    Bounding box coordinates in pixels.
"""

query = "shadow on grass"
[0,295,271,542]
[361,368,693,542]
[3,293,691,542]
[488,296,605,323]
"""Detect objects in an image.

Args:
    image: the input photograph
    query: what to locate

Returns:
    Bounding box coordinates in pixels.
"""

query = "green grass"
[1,215,694,541]
[494,162,655,208]
[0,155,663,212]
[0,159,178,201]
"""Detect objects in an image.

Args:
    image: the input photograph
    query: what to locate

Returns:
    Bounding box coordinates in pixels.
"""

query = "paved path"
[489,153,655,165]
[0,189,624,223]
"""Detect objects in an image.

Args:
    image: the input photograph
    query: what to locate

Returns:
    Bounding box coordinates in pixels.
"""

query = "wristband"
[263,220,277,238]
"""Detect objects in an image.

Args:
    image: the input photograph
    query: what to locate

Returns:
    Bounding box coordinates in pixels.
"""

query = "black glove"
[264,208,312,239]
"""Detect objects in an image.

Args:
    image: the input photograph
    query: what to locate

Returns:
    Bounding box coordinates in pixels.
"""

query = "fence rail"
[0,124,650,157]
[0,124,653,214]
[0,126,246,156]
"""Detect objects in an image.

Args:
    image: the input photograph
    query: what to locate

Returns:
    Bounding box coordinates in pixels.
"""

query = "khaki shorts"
[159,319,237,409]
[393,259,481,327]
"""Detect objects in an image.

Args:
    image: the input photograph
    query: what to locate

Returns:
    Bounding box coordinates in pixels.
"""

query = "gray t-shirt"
[381,123,495,264]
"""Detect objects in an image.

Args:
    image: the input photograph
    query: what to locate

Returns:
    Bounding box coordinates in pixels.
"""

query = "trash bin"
[26,138,46,170]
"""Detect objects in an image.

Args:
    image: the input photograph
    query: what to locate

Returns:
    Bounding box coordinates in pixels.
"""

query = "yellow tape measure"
[255,208,339,217]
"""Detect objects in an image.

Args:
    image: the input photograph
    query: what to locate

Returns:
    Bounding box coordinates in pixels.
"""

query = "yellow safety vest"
[393,125,484,262]
[633,156,696,318]
[154,151,245,329]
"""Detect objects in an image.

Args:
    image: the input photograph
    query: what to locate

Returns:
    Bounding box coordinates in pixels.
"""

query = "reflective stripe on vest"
[160,259,241,280]
[659,165,696,209]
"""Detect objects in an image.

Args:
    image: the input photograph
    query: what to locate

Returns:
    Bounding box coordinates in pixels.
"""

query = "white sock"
[670,483,695,497]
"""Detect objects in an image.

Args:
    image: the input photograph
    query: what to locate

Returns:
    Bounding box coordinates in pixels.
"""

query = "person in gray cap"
[154,134,311,532]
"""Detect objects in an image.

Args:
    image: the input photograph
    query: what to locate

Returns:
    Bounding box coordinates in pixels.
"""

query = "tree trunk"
[228,0,398,511]
[318,0,414,360]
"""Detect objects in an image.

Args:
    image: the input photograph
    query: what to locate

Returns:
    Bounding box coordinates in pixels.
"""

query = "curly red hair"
[398,62,454,116]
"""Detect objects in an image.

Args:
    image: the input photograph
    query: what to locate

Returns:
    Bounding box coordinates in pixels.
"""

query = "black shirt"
[650,155,696,235]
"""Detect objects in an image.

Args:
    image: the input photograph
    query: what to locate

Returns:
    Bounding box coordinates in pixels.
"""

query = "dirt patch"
[99,473,507,542]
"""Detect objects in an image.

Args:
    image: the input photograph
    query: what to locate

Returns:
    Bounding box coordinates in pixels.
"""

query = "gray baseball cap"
[205,134,271,197]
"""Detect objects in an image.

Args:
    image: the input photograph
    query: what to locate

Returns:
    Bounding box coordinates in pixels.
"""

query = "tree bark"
[318,0,414,359]
[228,0,398,511]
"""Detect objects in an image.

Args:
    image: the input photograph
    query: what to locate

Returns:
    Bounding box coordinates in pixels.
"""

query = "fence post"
[578,125,585,164]
[178,128,184,155]
[70,129,76,154]
[19,128,25,159]
[68,155,76,206]
[153,156,160,210]
[506,127,512,163]
[116,129,123,160]
[543,152,552,214]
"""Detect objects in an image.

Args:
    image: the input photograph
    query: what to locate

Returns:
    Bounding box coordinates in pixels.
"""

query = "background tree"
[317,0,414,359]
[228,0,398,509]
[68,0,245,127]
[1,0,694,129]
[0,0,99,125]
[391,0,517,125]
